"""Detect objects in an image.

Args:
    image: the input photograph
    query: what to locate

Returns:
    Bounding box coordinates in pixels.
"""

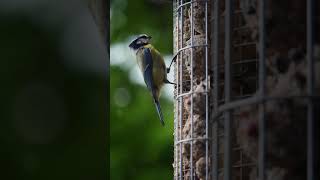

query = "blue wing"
[142,48,154,92]
[143,48,165,126]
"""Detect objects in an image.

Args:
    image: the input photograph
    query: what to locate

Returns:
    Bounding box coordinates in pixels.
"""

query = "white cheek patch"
[136,40,142,44]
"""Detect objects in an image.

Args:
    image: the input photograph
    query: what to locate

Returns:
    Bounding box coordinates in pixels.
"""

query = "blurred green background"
[110,0,174,179]
[0,0,107,179]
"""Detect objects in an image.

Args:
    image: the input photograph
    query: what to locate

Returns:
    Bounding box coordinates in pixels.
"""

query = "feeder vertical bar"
[307,0,315,179]
[175,1,180,180]
[179,1,184,180]
[174,1,178,179]
[224,0,233,180]
[190,1,194,179]
[205,1,209,179]
[258,0,266,179]
[212,0,220,179]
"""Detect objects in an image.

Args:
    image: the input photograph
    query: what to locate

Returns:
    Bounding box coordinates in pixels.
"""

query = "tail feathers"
[154,99,165,126]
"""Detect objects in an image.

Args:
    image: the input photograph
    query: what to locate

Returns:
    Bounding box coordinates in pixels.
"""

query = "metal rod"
[307,0,315,179]
[169,44,209,73]
[212,0,220,179]
[174,0,209,12]
[190,1,194,179]
[174,2,178,178]
[175,137,213,145]
[175,44,209,56]
[179,1,184,179]
[205,1,209,179]
[224,0,233,180]
[258,0,266,179]
[175,90,209,100]
[175,2,180,179]
[211,95,320,122]
[174,0,194,12]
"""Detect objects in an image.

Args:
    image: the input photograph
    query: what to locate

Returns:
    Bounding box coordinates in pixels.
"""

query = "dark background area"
[0,0,174,179]
[0,0,108,179]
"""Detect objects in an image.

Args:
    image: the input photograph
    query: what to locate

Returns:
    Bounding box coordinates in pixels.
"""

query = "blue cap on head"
[128,34,152,49]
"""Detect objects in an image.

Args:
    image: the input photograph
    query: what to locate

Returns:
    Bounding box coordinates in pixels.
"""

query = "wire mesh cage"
[173,0,319,180]
[173,0,210,179]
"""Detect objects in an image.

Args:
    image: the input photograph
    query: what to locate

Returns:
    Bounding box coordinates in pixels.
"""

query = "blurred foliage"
[111,0,173,54]
[110,0,174,179]
[0,5,107,180]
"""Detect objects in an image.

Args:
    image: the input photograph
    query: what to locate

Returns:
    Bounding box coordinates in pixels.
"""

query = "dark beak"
[148,36,152,39]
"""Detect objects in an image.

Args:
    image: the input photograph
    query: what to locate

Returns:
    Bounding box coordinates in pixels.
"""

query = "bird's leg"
[167,53,178,73]
[164,79,176,85]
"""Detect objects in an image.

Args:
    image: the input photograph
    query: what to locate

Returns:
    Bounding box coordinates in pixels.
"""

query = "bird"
[128,34,175,126]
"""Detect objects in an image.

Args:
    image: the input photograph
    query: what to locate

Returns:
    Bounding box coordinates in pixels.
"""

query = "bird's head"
[128,34,152,50]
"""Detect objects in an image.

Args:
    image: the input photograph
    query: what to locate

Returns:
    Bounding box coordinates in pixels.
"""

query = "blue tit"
[129,34,175,126]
